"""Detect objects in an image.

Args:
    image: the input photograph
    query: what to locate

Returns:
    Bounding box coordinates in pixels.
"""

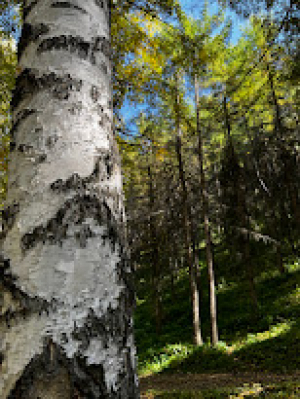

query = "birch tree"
[0,0,139,397]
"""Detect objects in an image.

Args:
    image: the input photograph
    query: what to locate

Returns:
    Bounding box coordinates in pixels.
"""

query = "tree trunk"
[267,63,299,265]
[0,1,139,398]
[174,76,203,345]
[147,163,162,335]
[195,75,218,346]
[223,96,259,316]
[244,229,260,317]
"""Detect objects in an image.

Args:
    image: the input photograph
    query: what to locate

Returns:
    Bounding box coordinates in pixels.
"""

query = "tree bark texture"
[0,1,139,398]
[174,76,203,346]
[267,63,299,252]
[223,97,259,316]
[195,76,218,346]
[175,134,202,346]
[147,164,162,335]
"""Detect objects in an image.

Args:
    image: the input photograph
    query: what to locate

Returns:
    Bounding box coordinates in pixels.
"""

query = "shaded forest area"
[1,0,299,397]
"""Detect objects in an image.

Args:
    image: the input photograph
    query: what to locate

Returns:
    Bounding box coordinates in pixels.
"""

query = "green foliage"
[0,32,17,208]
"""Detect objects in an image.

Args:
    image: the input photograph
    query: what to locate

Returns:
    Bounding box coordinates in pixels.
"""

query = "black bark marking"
[98,108,111,129]
[11,69,82,110]
[51,1,87,13]
[75,224,94,248]
[18,23,50,61]
[10,141,46,164]
[21,193,120,252]
[100,61,108,75]
[92,36,111,61]
[46,134,59,148]
[50,152,114,195]
[0,255,57,326]
[23,0,40,20]
[95,0,104,8]
[8,340,72,399]
[37,153,47,163]
[38,35,91,59]
[68,101,83,115]
[72,304,129,351]
[97,152,114,181]
[8,339,114,398]
[1,202,19,237]
[91,85,101,102]
[97,104,112,130]
[116,256,136,310]
[17,143,32,153]
[122,347,139,398]
[9,141,16,152]
[10,109,38,144]
[72,355,108,398]
[38,34,111,66]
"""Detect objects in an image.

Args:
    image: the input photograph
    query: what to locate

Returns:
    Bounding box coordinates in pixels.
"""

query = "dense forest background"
[1,0,299,396]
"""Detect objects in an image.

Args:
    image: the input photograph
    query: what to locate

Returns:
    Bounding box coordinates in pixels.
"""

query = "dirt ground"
[139,371,300,397]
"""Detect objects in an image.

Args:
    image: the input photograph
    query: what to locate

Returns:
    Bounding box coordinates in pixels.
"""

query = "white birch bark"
[0,1,139,397]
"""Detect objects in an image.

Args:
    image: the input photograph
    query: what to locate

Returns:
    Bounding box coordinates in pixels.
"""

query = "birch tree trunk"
[0,1,139,397]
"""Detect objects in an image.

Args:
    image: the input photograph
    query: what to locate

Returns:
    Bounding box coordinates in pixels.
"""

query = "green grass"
[134,262,300,377]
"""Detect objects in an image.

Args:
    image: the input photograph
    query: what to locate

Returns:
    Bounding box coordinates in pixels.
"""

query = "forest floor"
[139,371,300,398]
[134,262,300,398]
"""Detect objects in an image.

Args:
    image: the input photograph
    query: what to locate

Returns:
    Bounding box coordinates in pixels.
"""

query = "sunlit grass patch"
[230,321,293,350]
[137,319,299,376]
[286,286,300,306]
[138,343,195,376]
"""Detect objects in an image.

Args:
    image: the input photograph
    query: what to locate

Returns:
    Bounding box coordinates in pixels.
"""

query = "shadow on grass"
[160,319,300,374]
[235,319,300,372]
[135,266,300,375]
[215,268,300,342]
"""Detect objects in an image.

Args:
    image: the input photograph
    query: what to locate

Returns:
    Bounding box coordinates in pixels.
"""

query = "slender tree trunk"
[195,75,218,346]
[244,228,259,316]
[147,163,162,335]
[0,1,139,398]
[269,206,286,274]
[267,63,299,261]
[191,230,203,312]
[169,256,175,291]
[266,66,287,272]
[175,135,202,346]
[276,243,285,274]
[224,96,259,315]
[174,76,202,345]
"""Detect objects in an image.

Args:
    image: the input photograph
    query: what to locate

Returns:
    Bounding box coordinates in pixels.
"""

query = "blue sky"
[179,0,244,44]
[120,0,245,133]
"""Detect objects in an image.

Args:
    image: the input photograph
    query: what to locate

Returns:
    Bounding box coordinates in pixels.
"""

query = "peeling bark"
[0,0,139,397]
